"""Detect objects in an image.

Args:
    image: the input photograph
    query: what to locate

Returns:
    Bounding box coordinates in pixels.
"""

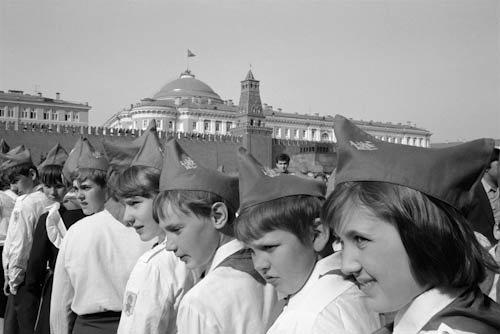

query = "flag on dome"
[187,49,196,57]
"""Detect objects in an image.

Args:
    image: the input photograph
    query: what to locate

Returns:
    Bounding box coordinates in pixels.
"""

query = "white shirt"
[394,288,461,334]
[176,239,282,334]
[488,246,499,302]
[267,252,380,334]
[0,189,17,246]
[482,178,500,225]
[117,241,196,334]
[3,188,51,294]
[50,209,153,334]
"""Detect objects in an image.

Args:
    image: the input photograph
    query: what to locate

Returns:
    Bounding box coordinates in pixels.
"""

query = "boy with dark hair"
[275,153,290,174]
[235,147,379,334]
[153,138,281,334]
[1,146,52,334]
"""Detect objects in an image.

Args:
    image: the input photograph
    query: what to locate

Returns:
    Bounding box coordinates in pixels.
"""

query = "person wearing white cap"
[50,139,152,334]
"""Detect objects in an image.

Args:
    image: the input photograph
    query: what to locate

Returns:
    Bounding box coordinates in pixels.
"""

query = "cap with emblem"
[0,145,33,170]
[62,137,87,181]
[237,147,325,211]
[38,143,68,169]
[103,120,159,172]
[159,138,239,210]
[333,114,494,213]
[77,139,108,171]
[130,126,163,170]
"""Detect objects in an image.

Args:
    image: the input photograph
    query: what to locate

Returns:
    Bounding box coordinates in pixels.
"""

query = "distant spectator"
[275,153,290,174]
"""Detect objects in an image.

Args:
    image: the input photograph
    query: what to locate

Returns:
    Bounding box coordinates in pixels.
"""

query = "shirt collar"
[393,287,460,334]
[286,252,343,304]
[482,178,497,193]
[207,238,244,274]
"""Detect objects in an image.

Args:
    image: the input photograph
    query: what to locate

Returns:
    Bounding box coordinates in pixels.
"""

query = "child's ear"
[29,168,37,182]
[211,202,228,230]
[311,218,330,253]
[493,223,500,241]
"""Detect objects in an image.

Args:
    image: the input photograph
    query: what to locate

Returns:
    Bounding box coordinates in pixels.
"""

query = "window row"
[0,107,80,122]
[274,127,321,140]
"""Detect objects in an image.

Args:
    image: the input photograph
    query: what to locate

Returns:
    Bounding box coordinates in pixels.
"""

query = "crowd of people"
[0,114,498,334]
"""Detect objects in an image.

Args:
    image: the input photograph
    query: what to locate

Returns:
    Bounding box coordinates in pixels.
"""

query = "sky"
[1,0,498,143]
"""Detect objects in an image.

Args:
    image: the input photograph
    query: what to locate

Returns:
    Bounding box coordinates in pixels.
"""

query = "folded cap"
[130,125,163,170]
[0,145,25,170]
[159,138,239,210]
[333,114,494,213]
[237,147,326,211]
[0,145,33,170]
[62,137,87,181]
[103,120,159,172]
[77,139,109,171]
[0,139,10,154]
[38,143,68,169]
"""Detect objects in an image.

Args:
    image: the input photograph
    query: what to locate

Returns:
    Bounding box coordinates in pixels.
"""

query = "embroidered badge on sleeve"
[124,291,137,316]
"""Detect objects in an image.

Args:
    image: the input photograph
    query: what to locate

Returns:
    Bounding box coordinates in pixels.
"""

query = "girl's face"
[122,196,162,242]
[247,229,316,296]
[75,179,106,215]
[43,182,68,203]
[335,203,426,313]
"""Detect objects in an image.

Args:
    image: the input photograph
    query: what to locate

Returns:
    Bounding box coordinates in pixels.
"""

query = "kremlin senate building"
[103,68,431,147]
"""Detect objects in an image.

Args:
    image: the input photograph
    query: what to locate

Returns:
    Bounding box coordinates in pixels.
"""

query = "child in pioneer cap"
[104,121,195,334]
[153,138,281,334]
[322,115,500,334]
[50,139,151,334]
[234,147,380,334]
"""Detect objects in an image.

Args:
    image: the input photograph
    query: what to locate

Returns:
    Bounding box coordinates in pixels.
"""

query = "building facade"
[103,69,432,147]
[0,90,90,130]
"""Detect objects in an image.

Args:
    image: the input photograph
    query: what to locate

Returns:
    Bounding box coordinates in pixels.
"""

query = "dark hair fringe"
[5,162,38,184]
[235,195,323,245]
[113,166,160,200]
[153,189,236,229]
[40,164,67,187]
[75,168,107,188]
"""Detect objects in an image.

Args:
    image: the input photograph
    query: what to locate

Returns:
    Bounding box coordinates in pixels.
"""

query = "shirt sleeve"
[313,288,380,334]
[176,295,221,334]
[5,201,38,294]
[50,236,76,334]
[118,263,172,334]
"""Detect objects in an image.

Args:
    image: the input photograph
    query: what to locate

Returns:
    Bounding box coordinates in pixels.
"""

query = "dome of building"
[153,70,223,103]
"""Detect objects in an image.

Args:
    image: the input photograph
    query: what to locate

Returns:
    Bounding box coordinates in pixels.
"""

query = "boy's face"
[276,160,289,173]
[10,173,34,195]
[247,229,317,296]
[160,202,220,270]
[122,196,161,242]
[75,179,106,215]
[42,182,68,203]
[335,204,426,313]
